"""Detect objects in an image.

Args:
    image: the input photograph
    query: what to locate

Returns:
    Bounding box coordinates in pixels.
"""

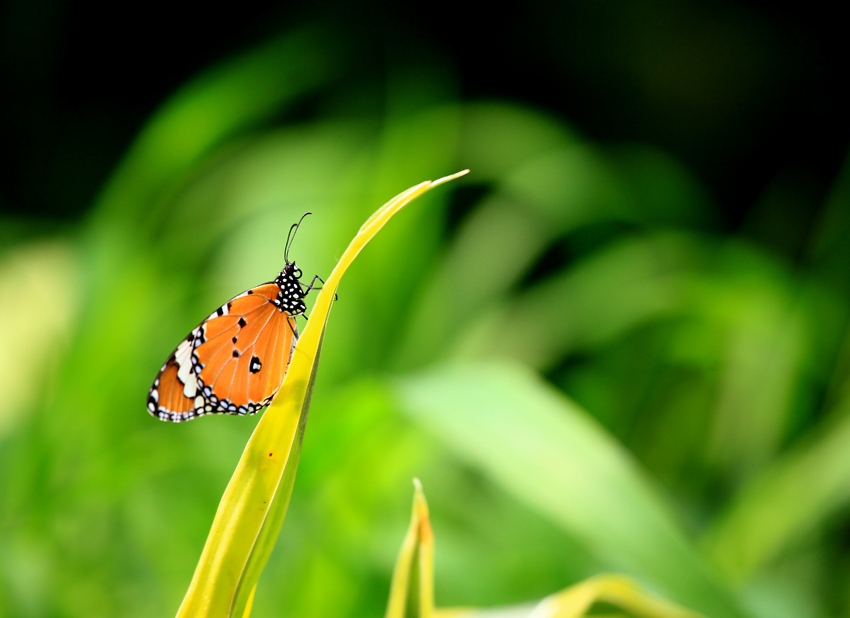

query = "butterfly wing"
[194,284,298,414]
[148,333,207,421]
[148,282,299,422]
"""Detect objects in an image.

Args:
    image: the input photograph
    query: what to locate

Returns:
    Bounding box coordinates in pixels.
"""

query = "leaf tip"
[432,169,470,187]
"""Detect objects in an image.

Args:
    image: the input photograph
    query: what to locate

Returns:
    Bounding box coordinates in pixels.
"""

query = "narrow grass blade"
[526,575,704,618]
[386,479,435,618]
[176,171,468,618]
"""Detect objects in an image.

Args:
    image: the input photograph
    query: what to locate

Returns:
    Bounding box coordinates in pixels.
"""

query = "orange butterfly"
[148,214,321,422]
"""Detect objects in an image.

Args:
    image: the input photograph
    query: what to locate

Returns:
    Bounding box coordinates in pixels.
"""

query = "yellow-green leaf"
[526,575,703,618]
[386,479,435,618]
[436,575,703,618]
[176,170,468,618]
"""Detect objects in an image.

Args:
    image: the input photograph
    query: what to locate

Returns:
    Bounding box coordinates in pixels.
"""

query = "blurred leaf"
[701,393,850,584]
[395,361,746,618]
[451,232,704,369]
[435,608,535,618]
[176,172,467,617]
[502,146,632,229]
[398,132,713,372]
[528,575,703,618]
[395,190,551,369]
[439,575,703,618]
[607,144,713,228]
[0,240,79,437]
[94,28,342,228]
[689,243,816,480]
[459,103,578,183]
[386,479,435,618]
[809,149,850,295]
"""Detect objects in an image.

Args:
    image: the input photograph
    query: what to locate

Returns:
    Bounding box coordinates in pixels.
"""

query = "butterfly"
[147,213,322,422]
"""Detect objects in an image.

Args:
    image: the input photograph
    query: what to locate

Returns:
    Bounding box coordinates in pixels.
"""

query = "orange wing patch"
[153,360,202,415]
[196,302,297,414]
[148,336,204,421]
[148,259,311,423]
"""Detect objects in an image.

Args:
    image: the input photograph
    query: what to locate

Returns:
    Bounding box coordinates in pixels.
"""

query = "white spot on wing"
[175,338,199,397]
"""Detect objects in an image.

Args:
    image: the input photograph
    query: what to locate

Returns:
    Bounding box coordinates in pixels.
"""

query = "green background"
[1,3,848,617]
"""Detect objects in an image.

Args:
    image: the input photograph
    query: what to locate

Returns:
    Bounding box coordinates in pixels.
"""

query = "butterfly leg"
[303,275,338,302]
[298,276,337,324]
[304,275,325,292]
[286,316,299,337]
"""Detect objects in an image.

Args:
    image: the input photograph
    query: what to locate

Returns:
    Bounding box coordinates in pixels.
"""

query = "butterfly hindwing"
[147,332,207,422]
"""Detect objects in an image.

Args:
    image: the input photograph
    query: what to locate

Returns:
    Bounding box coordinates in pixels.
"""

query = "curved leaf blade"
[176,171,468,618]
[386,479,435,618]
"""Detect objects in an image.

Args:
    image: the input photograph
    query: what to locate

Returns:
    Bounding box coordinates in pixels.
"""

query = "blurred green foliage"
[1,23,850,618]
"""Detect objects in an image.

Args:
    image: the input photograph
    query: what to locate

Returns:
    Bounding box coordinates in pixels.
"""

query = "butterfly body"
[148,261,309,422]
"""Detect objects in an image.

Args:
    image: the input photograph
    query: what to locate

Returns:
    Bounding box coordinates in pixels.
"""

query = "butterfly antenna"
[284,212,312,264]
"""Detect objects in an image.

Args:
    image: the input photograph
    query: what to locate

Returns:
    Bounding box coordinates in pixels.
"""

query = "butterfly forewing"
[197,305,297,413]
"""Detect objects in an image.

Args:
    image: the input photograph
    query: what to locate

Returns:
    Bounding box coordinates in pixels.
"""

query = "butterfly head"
[272,212,314,316]
[280,260,303,280]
